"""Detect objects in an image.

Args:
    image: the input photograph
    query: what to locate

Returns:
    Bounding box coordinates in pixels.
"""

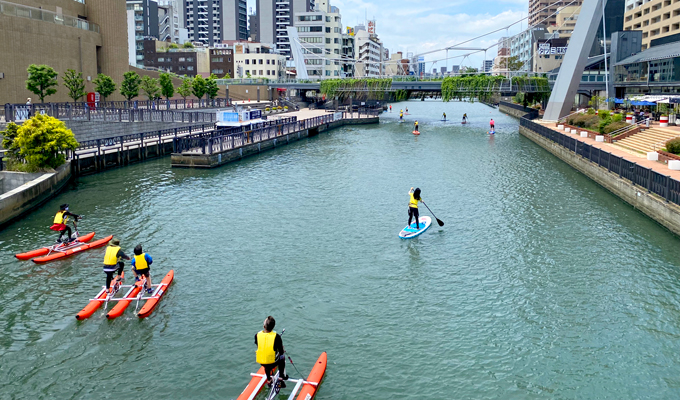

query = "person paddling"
[389,105,392,112]
[414,120,419,133]
[405,107,409,114]
[131,244,154,294]
[254,316,288,388]
[442,112,447,121]
[103,239,130,294]
[462,113,468,123]
[490,118,495,132]
[399,109,404,121]
[408,187,423,230]
[50,204,81,243]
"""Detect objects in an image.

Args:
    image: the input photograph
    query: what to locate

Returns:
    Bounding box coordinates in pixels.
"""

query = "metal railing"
[0,1,99,33]
[520,117,680,206]
[4,102,219,123]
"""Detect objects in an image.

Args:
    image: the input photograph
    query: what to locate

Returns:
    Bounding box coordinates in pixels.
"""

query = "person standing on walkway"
[408,187,423,230]
[254,316,288,387]
[103,239,130,293]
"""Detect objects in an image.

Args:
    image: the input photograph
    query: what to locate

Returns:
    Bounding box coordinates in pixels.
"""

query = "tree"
[497,55,524,72]
[176,76,193,99]
[224,72,231,79]
[61,69,86,102]
[191,75,207,100]
[205,74,219,100]
[159,72,175,100]
[93,74,116,101]
[169,43,179,49]
[246,71,252,78]
[1,122,21,163]
[182,42,195,48]
[14,114,78,170]
[26,64,58,102]
[120,71,142,101]
[140,76,161,100]
[462,67,478,74]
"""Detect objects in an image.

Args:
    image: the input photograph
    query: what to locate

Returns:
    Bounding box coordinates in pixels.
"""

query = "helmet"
[59,203,69,211]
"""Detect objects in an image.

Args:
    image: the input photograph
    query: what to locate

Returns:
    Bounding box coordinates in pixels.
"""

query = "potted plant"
[265,107,270,113]
[284,106,288,111]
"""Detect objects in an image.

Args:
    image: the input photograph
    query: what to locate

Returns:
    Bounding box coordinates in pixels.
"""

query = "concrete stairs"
[615,127,680,154]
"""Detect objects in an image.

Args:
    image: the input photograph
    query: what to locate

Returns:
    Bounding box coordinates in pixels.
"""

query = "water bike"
[76,270,174,320]
[15,218,112,263]
[237,350,327,400]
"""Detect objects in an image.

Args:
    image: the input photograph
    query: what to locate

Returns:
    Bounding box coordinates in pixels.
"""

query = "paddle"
[421,201,444,226]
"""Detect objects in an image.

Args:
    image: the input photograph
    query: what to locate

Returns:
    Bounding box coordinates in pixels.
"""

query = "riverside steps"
[500,101,680,237]
[171,108,380,169]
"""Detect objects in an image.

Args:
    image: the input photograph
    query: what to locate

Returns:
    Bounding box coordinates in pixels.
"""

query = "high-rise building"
[1,0,129,103]
[509,25,548,72]
[158,0,183,43]
[294,0,343,78]
[623,0,680,51]
[354,27,384,77]
[250,13,260,41]
[127,0,159,67]
[257,0,315,57]
[184,0,222,46]
[482,59,493,72]
[223,0,248,41]
[528,0,583,27]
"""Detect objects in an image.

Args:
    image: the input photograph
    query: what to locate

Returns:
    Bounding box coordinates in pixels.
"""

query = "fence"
[4,99,229,123]
[520,117,680,206]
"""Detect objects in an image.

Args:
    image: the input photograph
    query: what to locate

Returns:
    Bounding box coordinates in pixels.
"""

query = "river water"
[2,100,680,399]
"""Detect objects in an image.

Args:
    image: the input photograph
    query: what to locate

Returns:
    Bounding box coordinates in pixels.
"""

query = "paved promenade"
[537,120,680,180]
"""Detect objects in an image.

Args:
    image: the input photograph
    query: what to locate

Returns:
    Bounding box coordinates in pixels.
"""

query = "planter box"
[596,135,605,142]
[571,129,577,134]
[557,124,564,130]
[669,160,680,170]
[580,132,589,138]
[647,152,659,161]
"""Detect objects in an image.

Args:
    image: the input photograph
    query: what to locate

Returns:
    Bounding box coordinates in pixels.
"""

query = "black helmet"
[59,203,69,210]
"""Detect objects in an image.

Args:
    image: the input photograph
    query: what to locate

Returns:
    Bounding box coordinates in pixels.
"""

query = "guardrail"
[4,103,218,123]
[520,117,680,206]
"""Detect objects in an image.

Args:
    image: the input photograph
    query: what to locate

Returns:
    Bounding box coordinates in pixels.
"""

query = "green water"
[3,101,680,399]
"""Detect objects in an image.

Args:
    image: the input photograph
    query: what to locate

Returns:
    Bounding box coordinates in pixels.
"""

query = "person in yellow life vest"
[103,239,130,294]
[399,110,403,121]
[50,204,81,243]
[442,112,447,121]
[408,187,423,230]
[414,120,419,133]
[254,316,287,388]
[131,244,154,294]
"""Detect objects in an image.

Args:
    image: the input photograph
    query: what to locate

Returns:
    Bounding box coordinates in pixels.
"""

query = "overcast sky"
[247,0,532,70]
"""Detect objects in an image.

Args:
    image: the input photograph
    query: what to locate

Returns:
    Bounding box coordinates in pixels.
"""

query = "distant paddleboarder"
[399,109,404,121]
[442,112,447,121]
[462,113,468,123]
[414,120,419,133]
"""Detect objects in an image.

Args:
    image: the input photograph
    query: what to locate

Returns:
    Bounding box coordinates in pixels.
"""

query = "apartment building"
[127,0,159,67]
[232,41,286,78]
[184,0,222,46]
[341,32,355,77]
[385,52,409,76]
[1,0,128,103]
[623,0,680,50]
[256,0,315,57]
[354,28,384,77]
[509,25,548,72]
[528,0,583,27]
[223,0,248,40]
[158,0,185,44]
[294,0,344,78]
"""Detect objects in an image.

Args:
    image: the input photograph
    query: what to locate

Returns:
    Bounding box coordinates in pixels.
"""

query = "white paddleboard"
[399,216,432,239]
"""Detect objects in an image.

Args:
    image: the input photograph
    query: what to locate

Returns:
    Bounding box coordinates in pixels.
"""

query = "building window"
[253,59,257,64]
[158,58,165,62]
[228,57,232,62]
[259,70,263,75]
[326,16,330,22]
[326,70,331,76]
[326,27,330,33]
[245,59,250,64]
[267,70,270,75]
[334,38,339,44]
[188,66,194,71]
[246,70,250,74]
[267,59,270,65]
[259,59,263,64]
[212,57,224,62]
[334,70,339,76]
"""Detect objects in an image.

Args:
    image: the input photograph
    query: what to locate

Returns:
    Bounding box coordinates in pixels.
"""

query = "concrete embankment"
[501,101,680,236]
[0,162,71,228]
[171,117,379,169]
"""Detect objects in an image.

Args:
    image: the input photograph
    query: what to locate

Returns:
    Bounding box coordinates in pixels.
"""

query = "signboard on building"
[347,27,354,36]
[235,44,244,54]
[217,111,240,123]
[249,110,262,120]
[538,43,567,55]
[368,20,375,34]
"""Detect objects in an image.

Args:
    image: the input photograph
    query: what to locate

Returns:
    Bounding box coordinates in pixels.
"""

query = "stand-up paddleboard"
[488,130,495,135]
[412,131,420,135]
[461,121,467,124]
[399,216,431,239]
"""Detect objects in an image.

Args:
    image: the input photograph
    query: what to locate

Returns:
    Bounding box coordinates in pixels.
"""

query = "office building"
[256,0,315,57]
[232,41,286,79]
[250,13,260,41]
[623,0,680,51]
[614,33,680,97]
[1,0,129,103]
[223,0,248,40]
[528,0,583,27]
[127,0,159,67]
[184,0,222,46]
[482,59,493,72]
[385,52,408,76]
[294,0,344,78]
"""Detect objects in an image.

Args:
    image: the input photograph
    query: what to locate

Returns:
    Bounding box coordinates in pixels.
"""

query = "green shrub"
[13,114,78,170]
[603,121,629,135]
[598,117,612,134]
[666,138,680,154]
[598,110,610,120]
[569,114,599,128]
[612,113,623,122]
[586,108,596,115]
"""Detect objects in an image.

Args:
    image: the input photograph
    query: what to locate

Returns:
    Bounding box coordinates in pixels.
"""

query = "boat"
[23,234,113,264]
[75,272,125,320]
[104,269,175,319]
[399,216,432,239]
[15,232,96,260]
[237,352,327,400]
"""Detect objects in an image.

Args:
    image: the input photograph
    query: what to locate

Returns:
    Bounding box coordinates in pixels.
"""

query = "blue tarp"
[630,100,656,106]
[614,98,624,104]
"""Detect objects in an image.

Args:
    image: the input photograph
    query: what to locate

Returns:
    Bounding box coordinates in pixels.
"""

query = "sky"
[246,0,532,71]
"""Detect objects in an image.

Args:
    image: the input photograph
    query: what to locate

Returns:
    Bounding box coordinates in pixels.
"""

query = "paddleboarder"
[50,204,81,243]
[490,118,495,131]
[103,238,130,293]
[399,109,404,121]
[254,316,288,388]
[462,113,468,123]
[414,120,419,133]
[131,244,154,294]
[389,105,392,112]
[405,107,409,114]
[408,187,423,230]
[442,112,447,121]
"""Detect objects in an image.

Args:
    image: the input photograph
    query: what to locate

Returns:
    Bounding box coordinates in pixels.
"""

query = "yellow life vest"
[103,246,121,266]
[409,192,419,208]
[53,211,66,224]
[134,253,149,271]
[256,331,277,364]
